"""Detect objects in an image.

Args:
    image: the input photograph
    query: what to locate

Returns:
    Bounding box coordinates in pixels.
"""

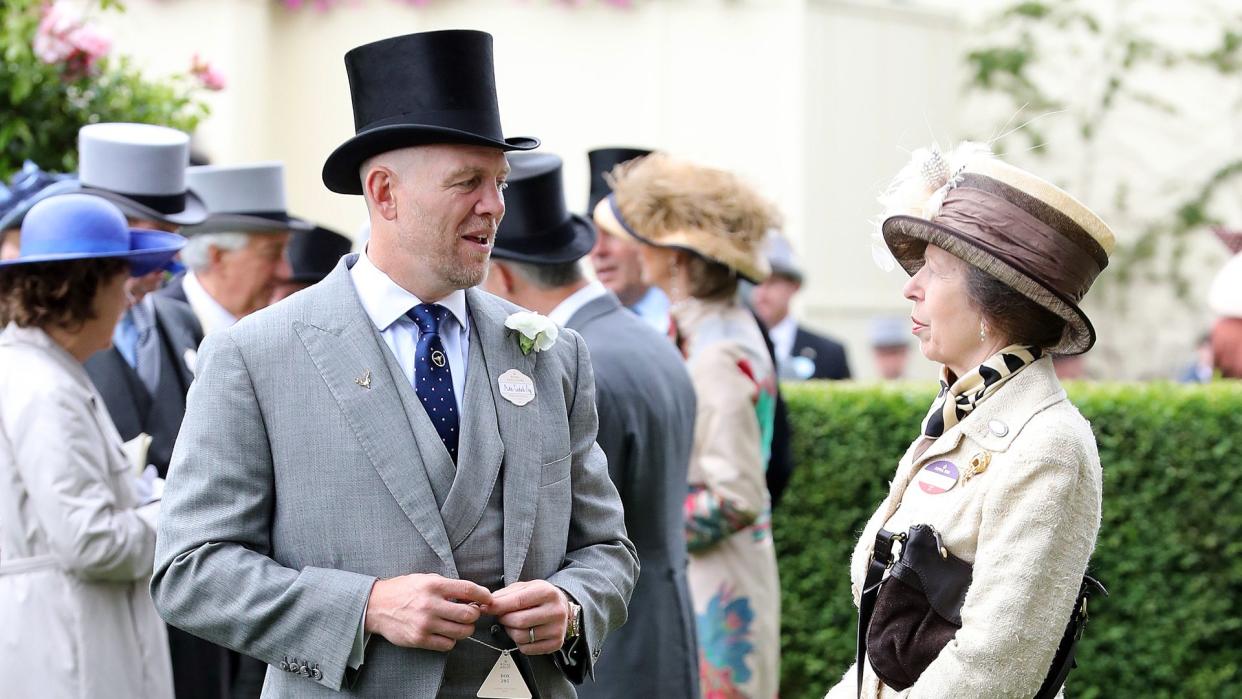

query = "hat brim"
[882,214,1096,355]
[185,212,313,235]
[322,125,540,195]
[592,196,769,284]
[0,229,185,277]
[84,186,209,227]
[491,214,597,265]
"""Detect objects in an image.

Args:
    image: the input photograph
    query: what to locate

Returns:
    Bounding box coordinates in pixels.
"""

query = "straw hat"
[879,143,1117,355]
[592,153,774,283]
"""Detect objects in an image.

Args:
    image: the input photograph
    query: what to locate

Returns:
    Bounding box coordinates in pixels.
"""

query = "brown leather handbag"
[856,524,1105,697]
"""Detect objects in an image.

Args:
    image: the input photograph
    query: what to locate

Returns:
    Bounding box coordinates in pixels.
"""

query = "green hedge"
[775,381,1242,698]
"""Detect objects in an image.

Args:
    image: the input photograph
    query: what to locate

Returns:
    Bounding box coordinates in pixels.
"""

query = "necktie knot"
[408,303,450,335]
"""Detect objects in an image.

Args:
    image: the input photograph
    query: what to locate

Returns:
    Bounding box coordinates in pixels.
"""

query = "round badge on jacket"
[916,460,960,495]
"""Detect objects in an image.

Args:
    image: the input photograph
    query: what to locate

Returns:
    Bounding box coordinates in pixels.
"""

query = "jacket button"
[988,420,1009,437]
[278,661,289,672]
[312,668,323,681]
[300,664,311,677]
[592,649,600,658]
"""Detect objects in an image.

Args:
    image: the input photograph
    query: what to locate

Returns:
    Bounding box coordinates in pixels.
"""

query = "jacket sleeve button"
[312,668,323,681]
[300,664,311,677]
[278,661,289,672]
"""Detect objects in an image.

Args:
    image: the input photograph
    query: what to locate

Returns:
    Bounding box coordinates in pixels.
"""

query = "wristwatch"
[565,597,582,639]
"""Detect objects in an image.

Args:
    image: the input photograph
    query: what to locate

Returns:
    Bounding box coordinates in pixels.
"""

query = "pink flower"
[33,2,111,75]
[190,54,227,91]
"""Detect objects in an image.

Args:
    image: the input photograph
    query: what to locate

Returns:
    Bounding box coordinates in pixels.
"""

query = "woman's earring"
[979,321,987,344]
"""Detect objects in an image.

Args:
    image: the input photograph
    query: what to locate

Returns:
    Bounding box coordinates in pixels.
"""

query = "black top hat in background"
[287,225,354,283]
[322,30,540,195]
[586,147,652,213]
[491,153,596,265]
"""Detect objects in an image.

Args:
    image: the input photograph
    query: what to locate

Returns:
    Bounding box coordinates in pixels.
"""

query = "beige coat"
[0,324,172,699]
[825,356,1100,699]
[678,298,781,699]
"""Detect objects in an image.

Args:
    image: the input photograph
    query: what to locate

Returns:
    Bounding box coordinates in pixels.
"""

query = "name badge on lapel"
[498,369,535,406]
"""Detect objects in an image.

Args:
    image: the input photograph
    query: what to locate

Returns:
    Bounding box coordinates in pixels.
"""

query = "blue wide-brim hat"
[0,194,185,277]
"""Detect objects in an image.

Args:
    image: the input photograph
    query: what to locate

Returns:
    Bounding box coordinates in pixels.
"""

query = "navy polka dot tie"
[407,304,459,461]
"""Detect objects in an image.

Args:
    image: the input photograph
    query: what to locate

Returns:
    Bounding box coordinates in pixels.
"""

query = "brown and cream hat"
[592,153,774,283]
[879,143,1117,355]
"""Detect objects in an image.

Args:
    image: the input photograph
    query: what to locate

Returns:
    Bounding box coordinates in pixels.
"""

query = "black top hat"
[287,225,353,283]
[587,147,652,213]
[492,153,596,265]
[322,30,539,195]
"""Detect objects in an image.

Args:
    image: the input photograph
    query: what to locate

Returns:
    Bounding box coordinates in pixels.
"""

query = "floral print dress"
[674,297,781,699]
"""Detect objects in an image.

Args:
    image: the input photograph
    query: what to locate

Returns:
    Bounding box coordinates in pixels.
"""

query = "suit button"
[300,664,311,677]
[592,649,600,658]
[312,668,323,681]
[278,661,289,672]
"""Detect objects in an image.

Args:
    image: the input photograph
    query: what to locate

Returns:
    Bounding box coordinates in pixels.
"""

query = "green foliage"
[0,0,209,180]
[775,381,1242,698]
[963,2,1242,298]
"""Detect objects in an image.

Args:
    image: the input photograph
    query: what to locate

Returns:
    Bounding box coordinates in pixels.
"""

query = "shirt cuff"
[347,598,371,670]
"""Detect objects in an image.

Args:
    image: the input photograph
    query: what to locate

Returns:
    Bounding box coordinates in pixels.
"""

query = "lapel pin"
[355,369,372,389]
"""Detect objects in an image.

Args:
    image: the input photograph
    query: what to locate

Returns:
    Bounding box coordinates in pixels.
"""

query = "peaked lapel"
[464,288,540,584]
[292,256,456,575]
[439,319,505,549]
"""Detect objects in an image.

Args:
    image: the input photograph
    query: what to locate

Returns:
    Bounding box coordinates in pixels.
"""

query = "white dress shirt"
[769,314,798,365]
[349,251,469,415]
[183,271,238,337]
[548,281,609,328]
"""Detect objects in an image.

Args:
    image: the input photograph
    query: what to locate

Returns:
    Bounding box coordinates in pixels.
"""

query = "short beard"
[442,258,489,289]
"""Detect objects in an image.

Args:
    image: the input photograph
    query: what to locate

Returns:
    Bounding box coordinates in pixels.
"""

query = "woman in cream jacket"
[825,144,1116,698]
[0,194,184,698]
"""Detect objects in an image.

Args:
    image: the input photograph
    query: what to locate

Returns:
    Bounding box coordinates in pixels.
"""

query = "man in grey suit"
[484,153,700,699]
[152,31,637,698]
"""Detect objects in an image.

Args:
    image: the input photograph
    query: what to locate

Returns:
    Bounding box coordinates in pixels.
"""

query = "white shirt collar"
[548,281,609,327]
[769,314,798,361]
[183,270,238,336]
[350,249,469,333]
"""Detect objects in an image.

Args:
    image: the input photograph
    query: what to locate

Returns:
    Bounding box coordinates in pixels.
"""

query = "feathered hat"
[879,142,1117,355]
[592,153,774,283]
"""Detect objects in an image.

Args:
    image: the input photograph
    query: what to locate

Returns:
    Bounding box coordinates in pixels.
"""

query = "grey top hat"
[183,163,312,235]
[764,230,803,283]
[76,122,208,226]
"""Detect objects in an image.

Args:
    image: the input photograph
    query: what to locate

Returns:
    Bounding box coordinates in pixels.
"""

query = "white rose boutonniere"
[505,311,559,356]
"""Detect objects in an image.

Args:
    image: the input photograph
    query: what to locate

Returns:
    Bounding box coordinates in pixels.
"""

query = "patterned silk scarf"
[920,344,1043,440]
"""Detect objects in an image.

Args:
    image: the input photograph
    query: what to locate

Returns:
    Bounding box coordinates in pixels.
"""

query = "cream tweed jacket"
[825,356,1101,698]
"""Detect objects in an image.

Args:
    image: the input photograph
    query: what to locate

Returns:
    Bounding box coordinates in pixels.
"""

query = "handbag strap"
[857,529,903,698]
[1034,574,1108,699]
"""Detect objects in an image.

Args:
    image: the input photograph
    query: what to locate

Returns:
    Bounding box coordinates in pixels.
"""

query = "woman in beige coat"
[825,144,1116,698]
[595,154,781,699]
[0,194,183,698]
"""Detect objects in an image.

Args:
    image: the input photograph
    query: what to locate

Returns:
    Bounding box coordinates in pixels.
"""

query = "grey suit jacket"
[84,294,202,477]
[567,294,700,699]
[152,256,638,697]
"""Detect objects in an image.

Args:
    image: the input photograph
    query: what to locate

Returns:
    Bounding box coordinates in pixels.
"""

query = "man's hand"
[488,580,570,656]
[364,574,493,652]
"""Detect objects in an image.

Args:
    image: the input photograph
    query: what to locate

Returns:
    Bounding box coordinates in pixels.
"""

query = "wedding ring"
[529,627,536,644]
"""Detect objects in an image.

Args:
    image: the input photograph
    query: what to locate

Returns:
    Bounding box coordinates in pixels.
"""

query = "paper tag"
[916,460,959,495]
[498,369,536,407]
[477,650,532,699]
